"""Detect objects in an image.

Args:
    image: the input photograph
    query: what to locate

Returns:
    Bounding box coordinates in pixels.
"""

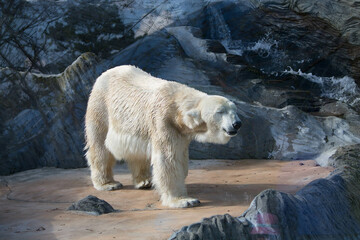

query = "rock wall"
[0,53,99,175]
[1,0,360,174]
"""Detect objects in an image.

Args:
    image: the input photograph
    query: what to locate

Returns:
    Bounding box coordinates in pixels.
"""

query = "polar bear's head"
[184,95,242,144]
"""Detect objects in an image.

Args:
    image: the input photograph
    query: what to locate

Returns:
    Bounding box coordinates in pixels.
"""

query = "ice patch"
[283,68,359,105]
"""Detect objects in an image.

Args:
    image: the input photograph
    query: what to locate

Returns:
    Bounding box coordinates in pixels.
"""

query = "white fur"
[105,127,151,161]
[84,65,240,208]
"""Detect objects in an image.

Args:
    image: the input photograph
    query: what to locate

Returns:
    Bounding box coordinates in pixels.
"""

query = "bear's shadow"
[185,183,300,207]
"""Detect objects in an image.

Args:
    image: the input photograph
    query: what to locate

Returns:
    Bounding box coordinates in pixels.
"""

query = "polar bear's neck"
[170,83,208,135]
[173,84,207,110]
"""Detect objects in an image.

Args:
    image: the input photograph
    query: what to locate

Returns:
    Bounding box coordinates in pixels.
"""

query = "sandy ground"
[0,159,333,240]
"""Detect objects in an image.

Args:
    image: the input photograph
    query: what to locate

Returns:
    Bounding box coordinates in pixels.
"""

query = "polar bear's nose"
[232,121,242,130]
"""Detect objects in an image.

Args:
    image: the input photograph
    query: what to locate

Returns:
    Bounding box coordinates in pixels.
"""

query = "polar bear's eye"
[216,108,225,114]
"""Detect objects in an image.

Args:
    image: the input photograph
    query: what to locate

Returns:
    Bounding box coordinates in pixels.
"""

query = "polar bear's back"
[91,66,178,137]
[100,65,166,92]
[88,65,204,136]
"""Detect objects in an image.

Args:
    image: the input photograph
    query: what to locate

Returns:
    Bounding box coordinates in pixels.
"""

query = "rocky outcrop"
[0,0,134,73]
[170,144,360,239]
[0,53,99,175]
[68,195,116,215]
[263,0,360,46]
[251,0,360,82]
[171,214,251,240]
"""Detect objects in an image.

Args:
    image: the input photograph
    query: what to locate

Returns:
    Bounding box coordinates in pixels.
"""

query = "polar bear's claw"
[184,199,201,208]
[168,198,201,208]
[135,179,152,189]
[95,181,123,191]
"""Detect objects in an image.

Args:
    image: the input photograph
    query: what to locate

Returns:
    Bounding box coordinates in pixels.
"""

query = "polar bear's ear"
[183,109,203,129]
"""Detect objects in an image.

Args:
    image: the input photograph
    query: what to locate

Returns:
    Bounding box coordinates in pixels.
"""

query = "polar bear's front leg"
[151,147,200,208]
[161,195,201,208]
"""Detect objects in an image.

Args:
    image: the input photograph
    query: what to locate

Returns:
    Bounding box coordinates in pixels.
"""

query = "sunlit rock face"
[1,0,360,174]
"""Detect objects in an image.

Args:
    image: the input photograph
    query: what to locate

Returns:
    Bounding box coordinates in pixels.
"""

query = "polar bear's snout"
[223,120,242,136]
[222,113,242,136]
[233,121,242,130]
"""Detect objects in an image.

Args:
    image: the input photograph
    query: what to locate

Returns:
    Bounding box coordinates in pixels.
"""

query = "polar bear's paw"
[94,181,123,191]
[135,179,152,189]
[167,197,201,208]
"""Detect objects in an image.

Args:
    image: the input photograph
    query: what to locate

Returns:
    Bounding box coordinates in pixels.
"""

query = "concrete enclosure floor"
[0,160,333,240]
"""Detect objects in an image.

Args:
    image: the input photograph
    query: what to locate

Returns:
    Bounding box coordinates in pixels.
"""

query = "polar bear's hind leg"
[127,158,152,189]
[86,145,123,191]
[105,130,152,189]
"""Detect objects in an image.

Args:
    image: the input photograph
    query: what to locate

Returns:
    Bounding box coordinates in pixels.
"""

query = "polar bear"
[84,65,241,208]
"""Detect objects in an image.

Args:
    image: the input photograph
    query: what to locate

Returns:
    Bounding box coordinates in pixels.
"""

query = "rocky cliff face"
[0,53,99,175]
[1,0,360,174]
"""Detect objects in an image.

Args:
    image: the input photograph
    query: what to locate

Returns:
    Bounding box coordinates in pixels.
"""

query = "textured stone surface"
[251,0,360,81]
[0,0,135,73]
[170,214,251,240]
[170,145,360,239]
[0,53,99,175]
[67,195,116,215]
